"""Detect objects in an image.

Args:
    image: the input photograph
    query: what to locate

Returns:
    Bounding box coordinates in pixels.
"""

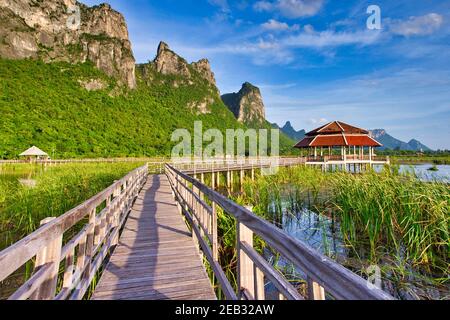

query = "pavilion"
[294,121,389,170]
[19,146,49,162]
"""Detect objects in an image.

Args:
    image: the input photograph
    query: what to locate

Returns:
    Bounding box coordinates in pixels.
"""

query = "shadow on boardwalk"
[91,174,216,300]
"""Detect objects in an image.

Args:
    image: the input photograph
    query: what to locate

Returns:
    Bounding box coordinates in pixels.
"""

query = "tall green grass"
[331,168,449,271]
[0,162,143,249]
[241,165,449,275]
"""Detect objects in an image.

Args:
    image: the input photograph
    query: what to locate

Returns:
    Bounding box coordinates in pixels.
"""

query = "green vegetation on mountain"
[0,58,295,159]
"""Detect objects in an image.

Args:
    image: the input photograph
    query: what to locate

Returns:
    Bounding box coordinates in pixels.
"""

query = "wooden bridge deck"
[92,174,216,300]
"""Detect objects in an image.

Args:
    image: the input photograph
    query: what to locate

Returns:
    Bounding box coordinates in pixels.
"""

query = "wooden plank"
[92,175,216,300]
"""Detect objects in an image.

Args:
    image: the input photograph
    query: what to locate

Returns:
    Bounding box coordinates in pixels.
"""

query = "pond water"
[372,163,450,182]
[259,186,448,300]
[235,164,449,300]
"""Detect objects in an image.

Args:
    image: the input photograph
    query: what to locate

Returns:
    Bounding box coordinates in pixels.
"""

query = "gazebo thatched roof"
[19,146,48,157]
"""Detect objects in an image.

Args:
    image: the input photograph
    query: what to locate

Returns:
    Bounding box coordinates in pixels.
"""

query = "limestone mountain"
[0,0,136,88]
[280,121,306,141]
[370,129,432,151]
[221,82,266,126]
[137,41,220,114]
[0,1,297,158]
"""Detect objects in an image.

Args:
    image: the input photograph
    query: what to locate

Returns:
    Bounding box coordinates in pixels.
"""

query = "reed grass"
[0,162,144,249]
[241,165,449,276]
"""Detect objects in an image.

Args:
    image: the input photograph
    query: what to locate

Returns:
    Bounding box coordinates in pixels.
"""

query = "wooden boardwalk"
[92,174,216,300]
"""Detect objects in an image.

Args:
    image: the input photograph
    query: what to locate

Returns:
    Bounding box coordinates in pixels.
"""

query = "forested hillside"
[0,58,295,158]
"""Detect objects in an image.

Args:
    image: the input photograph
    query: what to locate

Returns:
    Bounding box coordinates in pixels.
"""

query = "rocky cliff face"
[0,0,136,88]
[154,41,191,78]
[151,41,217,90]
[221,82,266,125]
[138,41,219,114]
[192,58,217,87]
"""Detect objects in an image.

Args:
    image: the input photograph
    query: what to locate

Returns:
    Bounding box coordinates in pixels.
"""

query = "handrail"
[165,164,393,300]
[0,164,148,300]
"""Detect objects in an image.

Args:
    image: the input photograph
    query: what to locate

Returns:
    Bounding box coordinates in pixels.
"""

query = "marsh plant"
[0,162,144,249]
[238,165,449,299]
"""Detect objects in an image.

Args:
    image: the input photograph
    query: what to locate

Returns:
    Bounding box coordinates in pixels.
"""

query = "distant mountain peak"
[282,121,294,130]
[369,129,432,151]
[278,121,305,141]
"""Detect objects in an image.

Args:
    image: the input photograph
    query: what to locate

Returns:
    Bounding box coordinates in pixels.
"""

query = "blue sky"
[82,0,450,149]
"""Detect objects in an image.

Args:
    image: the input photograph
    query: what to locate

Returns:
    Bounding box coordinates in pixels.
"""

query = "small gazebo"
[19,146,49,162]
[294,121,383,163]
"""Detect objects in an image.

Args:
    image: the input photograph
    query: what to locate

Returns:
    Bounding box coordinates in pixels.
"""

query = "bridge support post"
[240,170,244,192]
[31,217,62,300]
[237,222,255,300]
[230,170,234,191]
[216,171,220,187]
[212,172,215,190]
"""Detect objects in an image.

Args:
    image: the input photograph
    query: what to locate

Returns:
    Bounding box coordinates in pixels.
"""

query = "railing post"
[31,217,62,300]
[255,267,265,300]
[82,207,96,284]
[307,277,325,300]
[237,221,255,299]
[212,202,218,261]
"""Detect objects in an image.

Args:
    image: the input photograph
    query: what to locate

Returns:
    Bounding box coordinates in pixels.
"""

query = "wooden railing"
[306,155,390,163]
[372,156,389,162]
[165,164,393,300]
[306,156,325,162]
[169,157,305,174]
[0,165,148,300]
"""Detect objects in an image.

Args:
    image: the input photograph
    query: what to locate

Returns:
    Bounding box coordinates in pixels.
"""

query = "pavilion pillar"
[314,147,317,157]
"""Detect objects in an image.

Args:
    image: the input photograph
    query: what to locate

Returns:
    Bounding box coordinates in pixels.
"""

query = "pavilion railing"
[165,164,394,300]
[0,165,148,300]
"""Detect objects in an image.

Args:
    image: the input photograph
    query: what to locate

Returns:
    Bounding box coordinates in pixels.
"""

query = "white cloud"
[254,0,324,18]
[389,13,444,36]
[208,0,230,12]
[309,118,328,125]
[282,28,382,48]
[303,24,314,34]
[261,19,300,31]
[253,1,273,12]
